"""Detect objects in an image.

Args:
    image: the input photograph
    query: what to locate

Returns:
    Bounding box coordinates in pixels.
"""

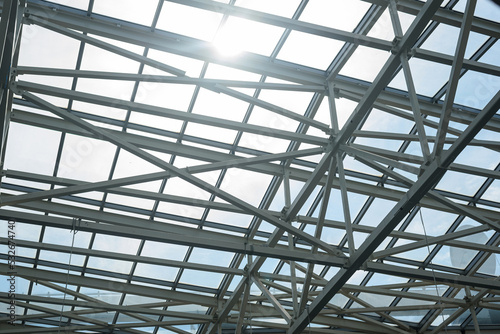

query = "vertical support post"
[433,0,477,159]
[389,0,431,163]
[0,0,18,170]
[235,279,250,334]
[328,81,355,256]
[337,152,355,256]
[298,156,339,314]
[283,168,299,317]
[327,82,339,133]
[466,287,481,334]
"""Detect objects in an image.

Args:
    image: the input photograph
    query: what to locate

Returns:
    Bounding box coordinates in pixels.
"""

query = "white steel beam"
[283,0,446,224]
[287,57,499,334]
[25,15,185,76]
[14,81,328,146]
[433,0,477,158]
[12,89,339,254]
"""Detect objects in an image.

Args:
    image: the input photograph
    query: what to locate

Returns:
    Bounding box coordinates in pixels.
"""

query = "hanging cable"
[57,218,79,333]
[420,209,448,333]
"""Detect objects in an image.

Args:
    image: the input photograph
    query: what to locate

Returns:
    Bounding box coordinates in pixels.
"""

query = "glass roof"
[1,0,499,333]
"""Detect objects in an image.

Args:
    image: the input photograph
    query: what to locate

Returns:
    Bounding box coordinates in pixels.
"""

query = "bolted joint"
[280,206,289,220]
[407,47,416,59]
[342,258,351,269]
[391,37,402,54]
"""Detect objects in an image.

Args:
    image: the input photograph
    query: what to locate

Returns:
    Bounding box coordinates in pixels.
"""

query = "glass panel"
[4,123,60,175]
[157,2,223,41]
[93,0,158,26]
[278,31,344,70]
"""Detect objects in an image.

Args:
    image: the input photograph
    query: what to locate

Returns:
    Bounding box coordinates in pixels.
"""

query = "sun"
[213,28,243,57]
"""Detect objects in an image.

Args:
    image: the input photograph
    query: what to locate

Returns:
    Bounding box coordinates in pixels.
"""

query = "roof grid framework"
[0,0,499,333]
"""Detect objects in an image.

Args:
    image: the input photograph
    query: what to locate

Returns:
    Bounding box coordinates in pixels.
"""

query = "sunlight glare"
[213,28,243,57]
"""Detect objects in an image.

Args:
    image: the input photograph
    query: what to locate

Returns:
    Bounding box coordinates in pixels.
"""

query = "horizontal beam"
[0,263,216,306]
[14,80,328,146]
[0,237,242,275]
[14,66,325,92]
[2,208,500,291]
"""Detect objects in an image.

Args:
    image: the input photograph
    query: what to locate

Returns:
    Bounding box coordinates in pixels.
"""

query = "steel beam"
[0,145,324,207]
[14,67,325,92]
[433,0,477,158]
[284,0,446,223]
[0,263,216,306]
[12,90,339,255]
[14,81,328,146]
[288,33,500,334]
[0,0,19,169]
[0,237,242,275]
[25,15,185,76]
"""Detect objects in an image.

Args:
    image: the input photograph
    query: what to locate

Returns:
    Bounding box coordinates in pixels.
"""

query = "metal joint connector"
[391,37,402,54]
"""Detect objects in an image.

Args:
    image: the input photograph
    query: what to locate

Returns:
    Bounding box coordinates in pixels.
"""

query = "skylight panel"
[76,78,136,105]
[278,31,344,70]
[207,209,252,231]
[17,74,74,93]
[42,248,86,266]
[180,269,225,289]
[480,41,500,66]
[218,169,273,207]
[481,179,500,204]
[205,62,261,81]
[238,132,291,154]
[236,0,301,18]
[17,25,80,69]
[366,7,397,41]
[389,58,451,97]
[356,292,396,308]
[454,71,500,109]
[3,123,60,176]
[111,151,164,191]
[214,16,285,57]
[477,254,499,276]
[454,0,500,22]
[158,181,210,213]
[128,111,184,134]
[145,50,205,77]
[134,82,196,111]
[87,256,134,275]
[141,240,188,261]
[339,46,390,83]
[134,263,179,282]
[299,0,371,32]
[192,88,249,122]
[248,106,300,136]
[93,0,158,26]
[420,25,489,58]
[157,2,223,42]
[79,287,123,304]
[48,0,89,10]
[437,171,487,197]
[1,243,37,259]
[57,134,115,182]
[453,142,499,171]
[92,234,141,255]
[106,193,156,212]
[79,42,141,73]
[41,227,91,250]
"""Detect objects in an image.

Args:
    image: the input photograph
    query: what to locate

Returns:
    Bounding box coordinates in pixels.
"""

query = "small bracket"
[391,37,402,54]
[407,47,416,59]
[71,217,81,234]
[280,206,289,220]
